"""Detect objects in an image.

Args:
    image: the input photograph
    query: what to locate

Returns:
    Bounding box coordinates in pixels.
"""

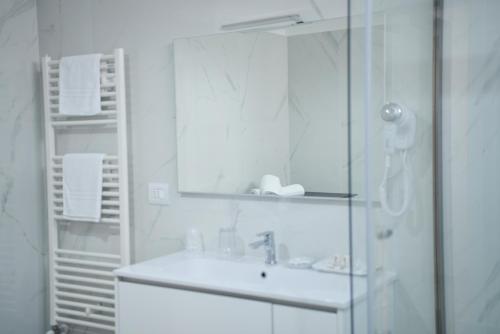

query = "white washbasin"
[114,251,396,311]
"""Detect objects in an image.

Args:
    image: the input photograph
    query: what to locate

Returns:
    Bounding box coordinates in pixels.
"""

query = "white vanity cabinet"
[117,281,344,334]
[118,282,272,334]
[115,253,394,334]
[273,305,338,334]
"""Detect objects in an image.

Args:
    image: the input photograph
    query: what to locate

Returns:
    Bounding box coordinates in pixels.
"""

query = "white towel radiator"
[41,49,130,333]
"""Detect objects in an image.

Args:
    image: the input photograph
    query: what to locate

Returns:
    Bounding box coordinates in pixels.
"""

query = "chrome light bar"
[221,14,303,30]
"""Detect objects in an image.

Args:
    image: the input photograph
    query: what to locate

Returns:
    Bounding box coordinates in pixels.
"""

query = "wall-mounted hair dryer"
[379,103,416,216]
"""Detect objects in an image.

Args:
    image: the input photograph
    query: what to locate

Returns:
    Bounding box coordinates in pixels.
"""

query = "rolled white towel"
[260,174,282,195]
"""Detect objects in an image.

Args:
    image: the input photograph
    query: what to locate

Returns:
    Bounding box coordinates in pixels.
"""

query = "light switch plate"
[148,183,170,205]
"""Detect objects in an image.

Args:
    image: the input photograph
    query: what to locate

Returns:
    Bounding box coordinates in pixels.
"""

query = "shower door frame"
[432,0,446,333]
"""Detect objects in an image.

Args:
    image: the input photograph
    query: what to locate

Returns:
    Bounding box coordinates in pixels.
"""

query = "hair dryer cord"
[379,150,412,216]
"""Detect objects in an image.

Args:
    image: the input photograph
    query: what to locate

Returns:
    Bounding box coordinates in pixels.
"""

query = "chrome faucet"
[249,231,277,265]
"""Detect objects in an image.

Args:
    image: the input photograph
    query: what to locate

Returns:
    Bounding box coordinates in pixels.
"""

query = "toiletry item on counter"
[312,255,367,276]
[250,174,305,197]
[218,227,244,259]
[59,54,102,115]
[62,153,105,222]
[185,228,204,253]
[249,188,261,195]
[287,257,315,269]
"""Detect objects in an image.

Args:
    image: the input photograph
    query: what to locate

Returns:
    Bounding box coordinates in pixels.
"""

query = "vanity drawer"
[273,304,338,334]
[117,281,272,334]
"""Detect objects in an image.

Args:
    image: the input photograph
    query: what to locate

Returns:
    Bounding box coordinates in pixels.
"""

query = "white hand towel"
[59,54,101,115]
[63,153,105,222]
[279,184,305,197]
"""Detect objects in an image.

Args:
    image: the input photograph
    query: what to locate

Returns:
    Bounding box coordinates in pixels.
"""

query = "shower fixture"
[380,102,416,152]
[379,102,416,217]
[380,102,403,122]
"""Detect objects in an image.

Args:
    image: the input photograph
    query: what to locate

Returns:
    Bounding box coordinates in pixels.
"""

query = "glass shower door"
[348,0,437,333]
[442,1,500,333]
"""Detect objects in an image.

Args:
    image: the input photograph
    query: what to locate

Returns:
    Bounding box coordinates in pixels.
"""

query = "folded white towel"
[59,54,101,115]
[279,184,305,197]
[257,175,305,197]
[63,153,105,222]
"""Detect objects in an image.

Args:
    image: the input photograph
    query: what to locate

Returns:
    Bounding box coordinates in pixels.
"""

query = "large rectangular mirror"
[174,18,384,198]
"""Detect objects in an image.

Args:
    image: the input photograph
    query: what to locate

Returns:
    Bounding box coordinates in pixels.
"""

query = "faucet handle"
[256,231,274,238]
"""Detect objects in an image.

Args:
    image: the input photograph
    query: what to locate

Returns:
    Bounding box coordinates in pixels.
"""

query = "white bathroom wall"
[175,31,290,195]
[443,1,500,333]
[36,0,358,265]
[36,0,435,333]
[0,0,47,333]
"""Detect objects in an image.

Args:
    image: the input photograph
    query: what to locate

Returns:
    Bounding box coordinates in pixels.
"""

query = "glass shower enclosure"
[348,0,436,333]
[349,0,500,333]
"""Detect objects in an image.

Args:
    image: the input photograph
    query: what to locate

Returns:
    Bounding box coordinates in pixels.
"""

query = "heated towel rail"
[41,49,130,333]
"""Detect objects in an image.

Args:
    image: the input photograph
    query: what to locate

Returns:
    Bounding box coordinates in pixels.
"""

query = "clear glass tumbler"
[218,227,238,259]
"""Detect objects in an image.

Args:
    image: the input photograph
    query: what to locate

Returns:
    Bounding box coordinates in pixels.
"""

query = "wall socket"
[148,183,170,205]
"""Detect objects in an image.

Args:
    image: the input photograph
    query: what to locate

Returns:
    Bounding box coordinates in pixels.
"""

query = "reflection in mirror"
[174,18,384,198]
